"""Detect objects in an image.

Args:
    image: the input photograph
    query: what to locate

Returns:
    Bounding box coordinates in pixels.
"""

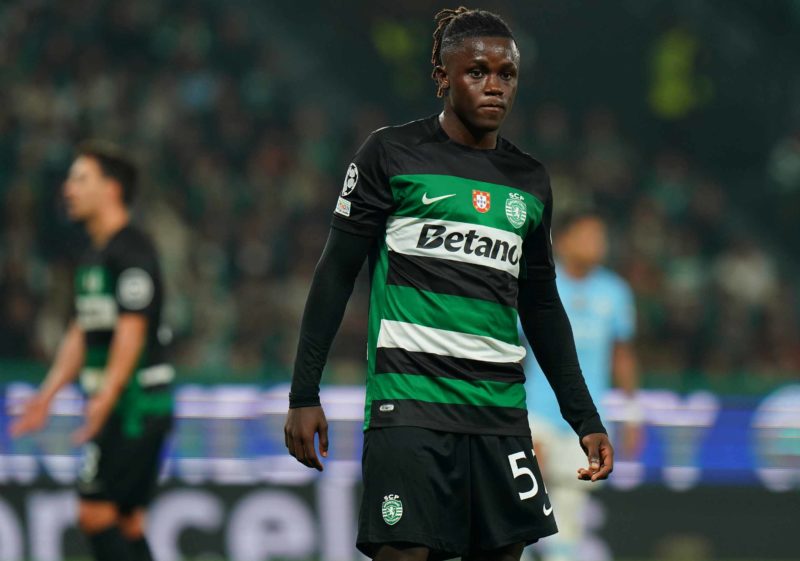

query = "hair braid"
[429,6,515,98]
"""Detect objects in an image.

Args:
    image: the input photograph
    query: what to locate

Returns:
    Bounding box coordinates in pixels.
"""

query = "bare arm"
[10,321,85,437]
[98,314,148,398]
[72,314,147,443]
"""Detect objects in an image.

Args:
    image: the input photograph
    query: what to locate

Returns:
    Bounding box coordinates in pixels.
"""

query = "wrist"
[578,413,607,439]
[289,392,321,408]
[98,381,124,402]
[39,385,58,404]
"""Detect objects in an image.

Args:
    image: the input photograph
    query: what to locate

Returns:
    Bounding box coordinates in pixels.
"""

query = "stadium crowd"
[0,1,797,385]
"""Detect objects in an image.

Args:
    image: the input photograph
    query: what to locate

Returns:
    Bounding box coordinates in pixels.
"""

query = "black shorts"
[357,426,558,560]
[76,412,172,513]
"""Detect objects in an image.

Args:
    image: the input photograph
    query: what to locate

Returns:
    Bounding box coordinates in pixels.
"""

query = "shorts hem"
[357,531,464,559]
[77,491,148,512]
[477,526,559,551]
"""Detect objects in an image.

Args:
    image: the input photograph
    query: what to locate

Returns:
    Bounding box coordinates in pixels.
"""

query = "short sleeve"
[113,247,159,316]
[612,279,636,342]
[330,131,394,236]
[521,171,556,281]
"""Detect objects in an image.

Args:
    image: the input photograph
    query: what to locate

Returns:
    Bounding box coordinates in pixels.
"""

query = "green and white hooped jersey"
[74,225,172,431]
[332,116,556,437]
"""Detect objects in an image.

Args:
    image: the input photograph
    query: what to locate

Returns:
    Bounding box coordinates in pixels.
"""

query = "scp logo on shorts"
[381,494,403,525]
[342,163,359,196]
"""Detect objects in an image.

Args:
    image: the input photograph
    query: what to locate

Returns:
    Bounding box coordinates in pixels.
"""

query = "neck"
[561,259,593,280]
[85,206,129,248]
[439,108,499,149]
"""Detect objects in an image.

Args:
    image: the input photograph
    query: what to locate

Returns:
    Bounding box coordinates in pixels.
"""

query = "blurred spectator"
[0,0,797,385]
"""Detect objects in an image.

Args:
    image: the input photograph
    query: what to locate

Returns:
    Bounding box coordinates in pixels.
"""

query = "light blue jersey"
[523,264,635,433]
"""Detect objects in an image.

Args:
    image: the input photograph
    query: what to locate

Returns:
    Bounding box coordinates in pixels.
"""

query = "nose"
[484,73,503,96]
[63,180,75,201]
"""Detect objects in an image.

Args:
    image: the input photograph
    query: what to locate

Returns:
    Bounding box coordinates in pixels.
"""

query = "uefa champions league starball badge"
[342,163,358,196]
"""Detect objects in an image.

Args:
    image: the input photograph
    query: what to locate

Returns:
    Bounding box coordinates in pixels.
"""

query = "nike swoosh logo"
[422,193,456,204]
[543,503,553,516]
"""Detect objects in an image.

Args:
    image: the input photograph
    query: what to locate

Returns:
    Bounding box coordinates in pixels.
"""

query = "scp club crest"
[472,190,491,213]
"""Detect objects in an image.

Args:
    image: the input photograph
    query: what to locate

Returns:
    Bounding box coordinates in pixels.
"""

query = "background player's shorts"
[357,426,558,560]
[77,412,172,513]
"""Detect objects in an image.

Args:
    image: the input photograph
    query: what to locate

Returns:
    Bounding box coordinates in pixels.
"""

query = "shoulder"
[109,225,159,263]
[593,267,632,296]
[496,137,551,201]
[367,115,440,149]
[498,137,549,178]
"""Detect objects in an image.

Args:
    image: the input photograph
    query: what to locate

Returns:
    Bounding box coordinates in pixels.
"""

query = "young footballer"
[285,8,613,561]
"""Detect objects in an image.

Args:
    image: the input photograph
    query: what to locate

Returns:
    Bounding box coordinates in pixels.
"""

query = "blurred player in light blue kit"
[522,209,641,561]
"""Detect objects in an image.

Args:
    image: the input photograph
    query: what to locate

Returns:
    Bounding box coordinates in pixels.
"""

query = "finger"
[591,463,613,481]
[9,416,33,437]
[286,433,298,458]
[289,436,306,464]
[296,438,315,469]
[577,468,593,480]
[319,422,329,458]
[587,448,601,473]
[304,437,323,471]
[9,422,25,438]
[592,443,614,481]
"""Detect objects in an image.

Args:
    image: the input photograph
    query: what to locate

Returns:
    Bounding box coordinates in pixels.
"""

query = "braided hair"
[431,7,515,97]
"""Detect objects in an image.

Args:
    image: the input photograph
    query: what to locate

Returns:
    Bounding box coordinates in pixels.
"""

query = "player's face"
[63,156,111,222]
[558,218,608,269]
[441,36,519,133]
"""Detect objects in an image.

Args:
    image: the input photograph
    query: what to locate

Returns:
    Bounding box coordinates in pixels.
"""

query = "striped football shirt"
[331,115,555,436]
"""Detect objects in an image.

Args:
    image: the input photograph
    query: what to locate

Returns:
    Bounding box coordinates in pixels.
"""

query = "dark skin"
[285,35,613,561]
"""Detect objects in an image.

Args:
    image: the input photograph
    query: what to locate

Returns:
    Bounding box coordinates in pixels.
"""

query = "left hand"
[72,390,117,445]
[578,432,614,482]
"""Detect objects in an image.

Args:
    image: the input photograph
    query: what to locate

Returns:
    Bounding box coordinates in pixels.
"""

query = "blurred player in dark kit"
[11,141,173,561]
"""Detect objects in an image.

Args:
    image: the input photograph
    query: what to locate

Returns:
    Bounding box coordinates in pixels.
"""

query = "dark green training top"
[74,224,172,435]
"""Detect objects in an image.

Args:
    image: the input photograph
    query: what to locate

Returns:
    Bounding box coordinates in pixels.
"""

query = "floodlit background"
[1,1,799,560]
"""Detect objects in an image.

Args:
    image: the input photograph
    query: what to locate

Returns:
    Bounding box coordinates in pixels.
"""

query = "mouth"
[478,103,506,112]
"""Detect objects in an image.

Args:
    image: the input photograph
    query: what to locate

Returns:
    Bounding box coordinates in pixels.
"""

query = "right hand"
[284,406,329,471]
[9,394,51,438]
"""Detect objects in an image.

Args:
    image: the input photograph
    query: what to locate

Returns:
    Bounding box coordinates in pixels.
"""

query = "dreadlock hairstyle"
[431,7,515,97]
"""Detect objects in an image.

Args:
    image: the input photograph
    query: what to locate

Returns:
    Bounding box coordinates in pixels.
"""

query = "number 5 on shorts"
[508,450,539,500]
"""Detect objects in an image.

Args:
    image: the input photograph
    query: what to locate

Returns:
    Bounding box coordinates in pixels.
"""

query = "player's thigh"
[469,434,558,552]
[116,414,172,512]
[76,414,123,505]
[77,500,118,533]
[78,413,170,511]
[358,427,469,557]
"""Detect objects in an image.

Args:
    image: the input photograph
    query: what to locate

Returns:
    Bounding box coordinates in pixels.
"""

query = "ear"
[433,65,449,98]
[105,176,125,206]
